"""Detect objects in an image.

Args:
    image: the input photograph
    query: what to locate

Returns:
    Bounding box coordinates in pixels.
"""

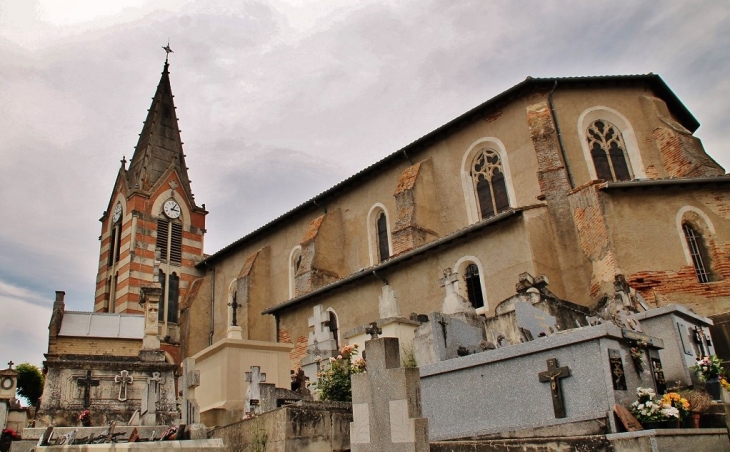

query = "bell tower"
[94,54,206,361]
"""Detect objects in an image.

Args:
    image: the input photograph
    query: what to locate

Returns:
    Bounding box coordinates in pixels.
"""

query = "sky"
[0,0,729,373]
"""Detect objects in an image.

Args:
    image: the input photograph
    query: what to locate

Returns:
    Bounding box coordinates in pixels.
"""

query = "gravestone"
[0,362,17,430]
[300,304,339,382]
[141,372,162,425]
[115,370,134,401]
[179,358,200,425]
[75,370,100,408]
[439,268,474,315]
[515,301,558,340]
[244,366,266,415]
[350,336,428,452]
[413,312,485,366]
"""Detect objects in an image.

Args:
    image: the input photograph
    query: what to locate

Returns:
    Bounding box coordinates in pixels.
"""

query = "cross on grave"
[6,361,13,370]
[115,370,134,402]
[538,358,571,418]
[244,366,266,415]
[75,370,100,408]
[308,305,334,344]
[228,293,242,327]
[142,372,163,416]
[365,322,382,340]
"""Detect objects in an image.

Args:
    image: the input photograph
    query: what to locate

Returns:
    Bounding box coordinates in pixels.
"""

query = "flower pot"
[705,378,722,401]
[662,419,681,429]
[684,413,701,429]
[641,421,663,430]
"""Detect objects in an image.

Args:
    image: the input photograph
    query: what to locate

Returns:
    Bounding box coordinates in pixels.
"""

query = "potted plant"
[679,389,712,428]
[629,387,665,429]
[691,355,724,400]
[659,392,690,428]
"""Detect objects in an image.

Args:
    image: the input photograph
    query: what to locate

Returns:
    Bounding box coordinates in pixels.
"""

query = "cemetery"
[2,272,729,451]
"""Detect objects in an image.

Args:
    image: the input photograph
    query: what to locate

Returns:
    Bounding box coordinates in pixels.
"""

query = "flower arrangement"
[660,392,690,420]
[691,355,724,381]
[314,344,366,402]
[630,387,688,423]
[78,409,91,427]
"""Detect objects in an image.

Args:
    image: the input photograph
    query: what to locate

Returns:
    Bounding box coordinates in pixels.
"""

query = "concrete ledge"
[22,427,161,441]
[606,428,730,452]
[32,439,224,451]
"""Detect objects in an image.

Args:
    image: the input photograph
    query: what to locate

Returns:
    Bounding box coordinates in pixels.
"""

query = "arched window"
[289,246,303,298]
[586,120,631,181]
[470,148,509,220]
[454,256,488,312]
[367,204,392,265]
[326,309,340,349]
[464,264,485,309]
[682,223,713,283]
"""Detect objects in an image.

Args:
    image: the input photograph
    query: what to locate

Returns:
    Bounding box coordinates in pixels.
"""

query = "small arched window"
[587,120,631,182]
[326,309,340,349]
[682,223,714,283]
[464,264,485,309]
[289,246,303,298]
[470,148,509,220]
[376,212,390,262]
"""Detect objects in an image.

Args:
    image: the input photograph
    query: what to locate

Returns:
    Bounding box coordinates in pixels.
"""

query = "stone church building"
[92,61,730,372]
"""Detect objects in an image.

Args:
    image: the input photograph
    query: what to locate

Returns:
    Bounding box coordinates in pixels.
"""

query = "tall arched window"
[289,246,303,298]
[464,264,485,309]
[586,119,632,182]
[470,148,509,220]
[326,309,340,349]
[367,204,392,265]
[682,223,714,283]
[376,212,390,262]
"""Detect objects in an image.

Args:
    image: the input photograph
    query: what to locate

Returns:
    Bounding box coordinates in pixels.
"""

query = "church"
[36,57,730,431]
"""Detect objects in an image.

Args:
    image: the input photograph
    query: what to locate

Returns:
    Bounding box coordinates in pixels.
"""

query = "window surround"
[577,106,645,180]
[461,137,516,225]
[289,245,303,298]
[676,206,716,268]
[367,203,393,265]
[453,256,488,314]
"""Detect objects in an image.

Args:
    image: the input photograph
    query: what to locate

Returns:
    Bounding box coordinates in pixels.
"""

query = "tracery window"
[683,223,713,283]
[464,264,485,309]
[587,120,631,182]
[470,148,509,219]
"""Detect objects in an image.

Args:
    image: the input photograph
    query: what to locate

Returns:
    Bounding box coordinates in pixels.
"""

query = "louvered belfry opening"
[156,218,169,260]
[170,222,183,264]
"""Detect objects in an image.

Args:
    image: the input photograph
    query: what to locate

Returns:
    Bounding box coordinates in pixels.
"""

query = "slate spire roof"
[126,61,194,203]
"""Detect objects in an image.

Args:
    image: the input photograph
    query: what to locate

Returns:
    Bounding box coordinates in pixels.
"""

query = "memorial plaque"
[650,357,667,394]
[614,404,643,432]
[677,323,694,356]
[608,349,627,390]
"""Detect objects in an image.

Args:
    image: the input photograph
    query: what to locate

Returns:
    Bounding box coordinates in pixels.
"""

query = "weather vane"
[162,40,174,63]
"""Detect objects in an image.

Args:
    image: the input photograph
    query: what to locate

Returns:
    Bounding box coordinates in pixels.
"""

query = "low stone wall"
[607,428,730,452]
[431,435,611,452]
[211,401,351,452]
[27,438,224,451]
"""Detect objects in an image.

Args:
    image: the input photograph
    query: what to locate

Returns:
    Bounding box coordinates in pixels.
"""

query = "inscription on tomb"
[608,349,627,391]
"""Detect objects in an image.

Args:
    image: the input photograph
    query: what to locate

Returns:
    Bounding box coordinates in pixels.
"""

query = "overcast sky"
[1,0,729,372]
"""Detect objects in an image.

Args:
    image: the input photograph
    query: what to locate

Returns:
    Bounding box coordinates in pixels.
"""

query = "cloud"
[0,281,52,368]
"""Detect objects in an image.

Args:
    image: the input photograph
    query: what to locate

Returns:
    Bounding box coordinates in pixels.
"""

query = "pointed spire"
[126,53,194,204]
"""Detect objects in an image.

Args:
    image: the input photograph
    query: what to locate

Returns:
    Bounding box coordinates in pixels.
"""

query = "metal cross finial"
[7,361,13,369]
[365,322,382,340]
[228,293,241,327]
[162,41,174,63]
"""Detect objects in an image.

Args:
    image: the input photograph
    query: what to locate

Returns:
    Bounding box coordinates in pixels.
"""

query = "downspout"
[372,270,388,286]
[547,80,574,189]
[207,263,215,346]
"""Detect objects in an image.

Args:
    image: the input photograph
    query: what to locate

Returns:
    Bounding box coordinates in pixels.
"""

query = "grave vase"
[684,413,701,429]
[662,418,681,429]
[641,420,662,430]
[705,377,722,401]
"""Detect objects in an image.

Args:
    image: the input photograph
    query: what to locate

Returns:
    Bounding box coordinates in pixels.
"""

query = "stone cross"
[115,370,134,402]
[6,361,13,369]
[350,337,429,452]
[244,366,267,415]
[75,370,100,408]
[439,267,474,315]
[538,358,571,418]
[179,358,200,425]
[365,322,382,340]
[228,293,242,327]
[142,372,162,416]
[308,304,334,345]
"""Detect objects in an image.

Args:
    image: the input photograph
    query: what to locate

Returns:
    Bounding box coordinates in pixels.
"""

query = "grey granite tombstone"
[413,312,485,366]
[244,366,266,415]
[179,358,200,425]
[350,337,428,452]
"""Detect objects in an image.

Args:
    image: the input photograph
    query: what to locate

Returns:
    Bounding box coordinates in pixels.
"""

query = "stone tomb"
[419,322,665,441]
[350,336,428,452]
[300,304,340,383]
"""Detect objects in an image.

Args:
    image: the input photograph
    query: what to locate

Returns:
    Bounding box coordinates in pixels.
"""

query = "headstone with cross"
[75,370,100,408]
[538,358,571,418]
[115,370,134,402]
[179,358,200,425]
[350,336,429,452]
[141,372,163,425]
[244,366,267,416]
[228,293,242,327]
[301,304,339,383]
[439,268,474,315]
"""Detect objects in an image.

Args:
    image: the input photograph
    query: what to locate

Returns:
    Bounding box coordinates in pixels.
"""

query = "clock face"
[112,202,123,223]
[163,199,181,219]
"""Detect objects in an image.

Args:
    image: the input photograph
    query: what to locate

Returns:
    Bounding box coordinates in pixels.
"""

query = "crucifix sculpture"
[115,370,134,402]
[538,358,571,418]
[75,370,100,408]
[228,293,241,327]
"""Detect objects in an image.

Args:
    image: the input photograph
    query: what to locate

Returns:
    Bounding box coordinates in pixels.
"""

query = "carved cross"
[228,293,241,327]
[365,322,382,340]
[538,358,571,418]
[6,361,13,369]
[75,370,100,408]
[115,370,134,402]
[244,366,266,415]
[142,372,163,415]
